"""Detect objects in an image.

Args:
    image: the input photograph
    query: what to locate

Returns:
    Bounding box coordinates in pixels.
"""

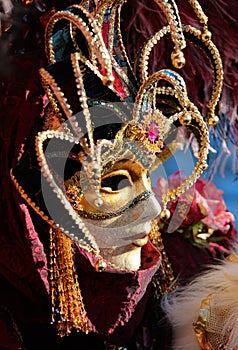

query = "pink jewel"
[148,122,158,143]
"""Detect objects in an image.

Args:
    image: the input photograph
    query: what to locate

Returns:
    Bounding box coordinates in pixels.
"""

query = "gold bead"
[102,74,114,88]
[94,197,103,207]
[95,259,107,272]
[201,30,212,42]
[201,163,208,170]
[160,208,171,220]
[180,113,192,125]
[208,114,219,126]
[171,51,186,69]
[22,0,33,4]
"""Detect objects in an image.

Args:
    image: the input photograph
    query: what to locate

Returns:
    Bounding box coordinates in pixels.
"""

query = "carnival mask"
[66,158,161,270]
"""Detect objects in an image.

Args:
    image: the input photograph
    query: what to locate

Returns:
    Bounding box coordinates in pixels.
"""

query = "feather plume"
[161,251,238,349]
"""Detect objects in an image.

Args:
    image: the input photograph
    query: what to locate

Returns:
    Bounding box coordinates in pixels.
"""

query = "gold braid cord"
[149,221,176,296]
[49,228,92,337]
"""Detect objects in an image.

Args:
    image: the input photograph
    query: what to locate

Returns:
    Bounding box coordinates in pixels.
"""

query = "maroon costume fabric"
[0,0,237,349]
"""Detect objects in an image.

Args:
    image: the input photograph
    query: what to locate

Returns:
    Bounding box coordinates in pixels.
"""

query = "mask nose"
[142,195,161,221]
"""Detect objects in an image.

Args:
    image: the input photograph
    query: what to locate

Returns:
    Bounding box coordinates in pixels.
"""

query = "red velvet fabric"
[0,51,50,322]
[74,241,161,344]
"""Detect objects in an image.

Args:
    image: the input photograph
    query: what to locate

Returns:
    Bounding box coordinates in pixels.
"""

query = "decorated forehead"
[11,0,223,253]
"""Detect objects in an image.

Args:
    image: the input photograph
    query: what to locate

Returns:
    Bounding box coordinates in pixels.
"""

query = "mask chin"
[99,245,143,271]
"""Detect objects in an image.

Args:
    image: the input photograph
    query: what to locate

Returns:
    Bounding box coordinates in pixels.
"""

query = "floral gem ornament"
[123,110,173,153]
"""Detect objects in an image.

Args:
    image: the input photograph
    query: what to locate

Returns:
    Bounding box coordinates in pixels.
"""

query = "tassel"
[49,228,92,337]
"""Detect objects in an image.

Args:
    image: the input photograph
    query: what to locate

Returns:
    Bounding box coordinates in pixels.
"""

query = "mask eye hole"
[101,174,132,192]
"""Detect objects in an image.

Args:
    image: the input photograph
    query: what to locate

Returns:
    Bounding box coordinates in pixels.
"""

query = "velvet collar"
[73,241,161,345]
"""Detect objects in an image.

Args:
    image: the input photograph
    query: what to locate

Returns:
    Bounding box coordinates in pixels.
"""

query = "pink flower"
[153,171,235,236]
[194,178,235,234]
